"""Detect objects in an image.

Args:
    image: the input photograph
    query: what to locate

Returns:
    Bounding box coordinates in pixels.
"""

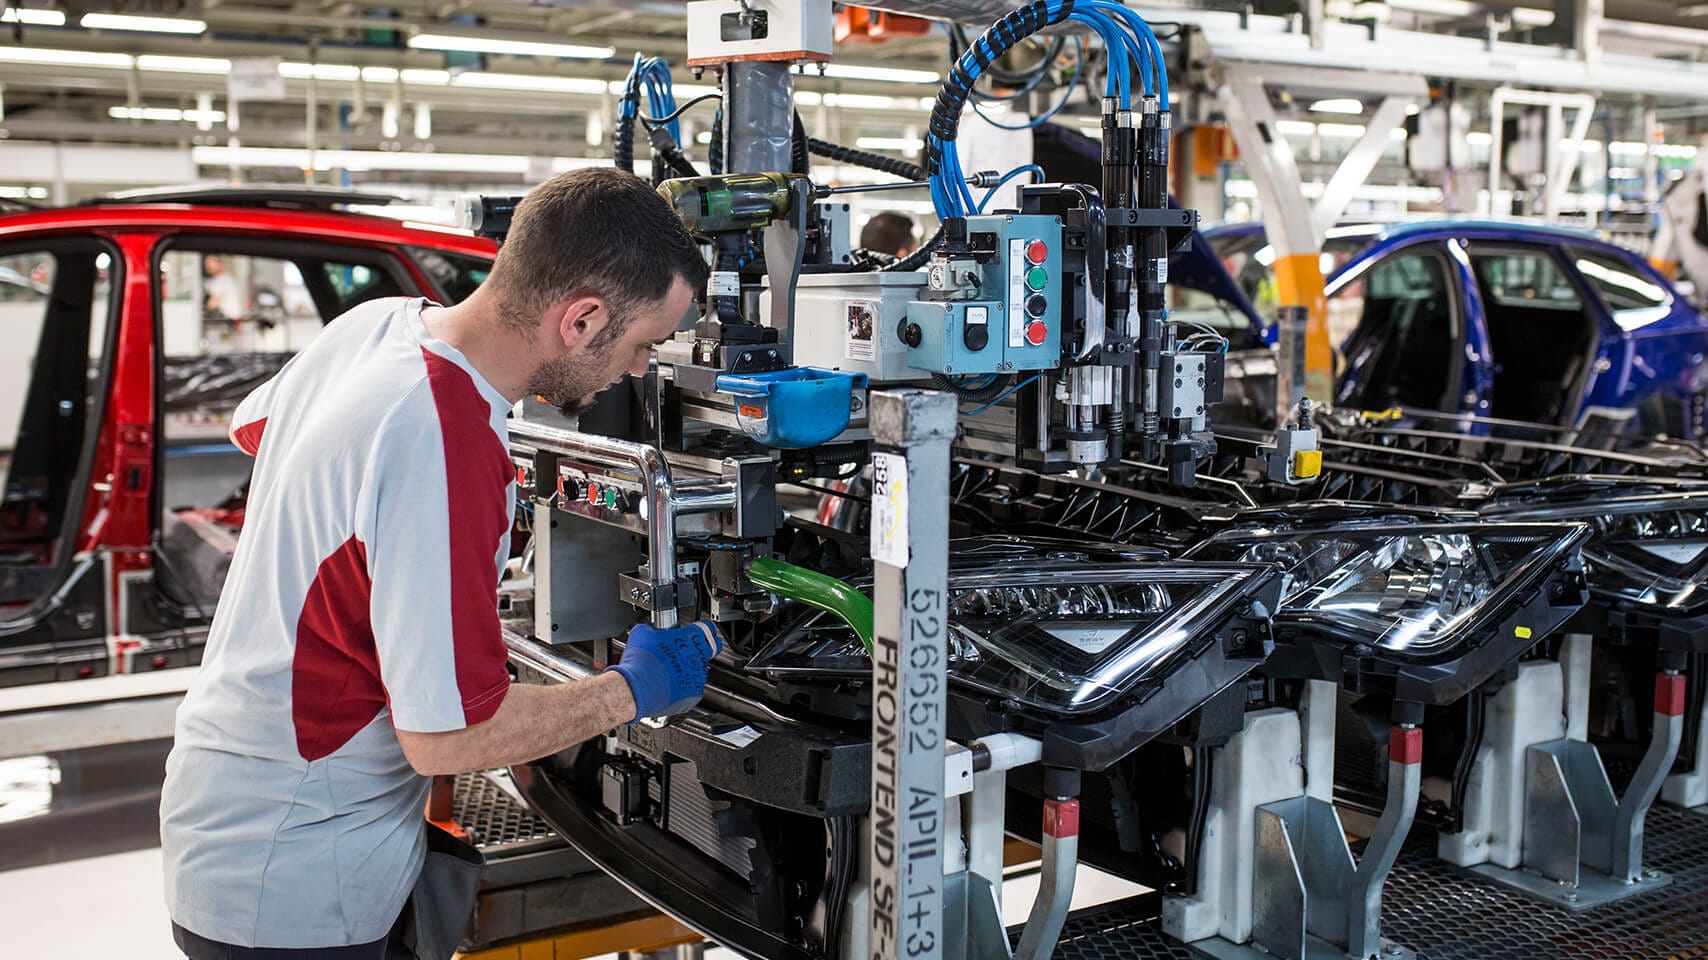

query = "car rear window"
[1570,248,1671,331]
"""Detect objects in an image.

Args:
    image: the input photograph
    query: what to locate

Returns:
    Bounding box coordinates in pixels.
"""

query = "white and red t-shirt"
[160,297,515,948]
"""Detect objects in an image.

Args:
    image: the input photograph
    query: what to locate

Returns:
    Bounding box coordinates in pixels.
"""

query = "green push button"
[1026,266,1048,290]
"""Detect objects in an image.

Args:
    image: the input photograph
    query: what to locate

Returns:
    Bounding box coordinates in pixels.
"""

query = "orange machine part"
[837,6,931,43]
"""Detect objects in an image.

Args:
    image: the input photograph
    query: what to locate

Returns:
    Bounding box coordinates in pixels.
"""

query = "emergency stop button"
[1025,320,1048,346]
[1025,239,1048,264]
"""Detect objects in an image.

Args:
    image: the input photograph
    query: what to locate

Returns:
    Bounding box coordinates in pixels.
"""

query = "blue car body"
[1176,220,1708,437]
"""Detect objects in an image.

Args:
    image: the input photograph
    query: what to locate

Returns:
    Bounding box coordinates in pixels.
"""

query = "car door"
[1461,241,1601,428]
[1329,240,1486,418]
[0,237,123,686]
[1561,243,1703,439]
[135,235,425,670]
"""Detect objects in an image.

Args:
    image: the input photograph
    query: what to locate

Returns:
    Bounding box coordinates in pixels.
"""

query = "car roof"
[1374,217,1604,245]
[1205,217,1606,248]
[0,203,496,258]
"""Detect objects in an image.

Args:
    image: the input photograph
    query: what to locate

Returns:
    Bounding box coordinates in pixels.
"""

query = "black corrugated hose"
[791,111,810,174]
[613,91,639,174]
[932,372,1012,403]
[709,106,724,175]
[806,135,926,181]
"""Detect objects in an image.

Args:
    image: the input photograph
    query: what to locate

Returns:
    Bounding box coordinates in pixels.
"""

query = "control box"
[765,270,930,383]
[904,213,1064,375]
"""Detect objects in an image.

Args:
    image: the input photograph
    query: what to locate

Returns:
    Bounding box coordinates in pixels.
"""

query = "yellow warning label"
[1515,626,1533,639]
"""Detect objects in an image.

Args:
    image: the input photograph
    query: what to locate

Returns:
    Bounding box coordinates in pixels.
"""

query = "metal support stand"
[1015,788,1081,960]
[1166,709,1419,960]
[1462,670,1683,909]
[868,388,956,960]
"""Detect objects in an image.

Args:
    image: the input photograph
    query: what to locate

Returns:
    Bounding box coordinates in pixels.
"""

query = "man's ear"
[550,295,612,352]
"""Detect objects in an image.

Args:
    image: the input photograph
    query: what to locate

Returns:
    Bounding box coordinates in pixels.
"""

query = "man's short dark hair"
[487,167,707,334]
[860,211,916,256]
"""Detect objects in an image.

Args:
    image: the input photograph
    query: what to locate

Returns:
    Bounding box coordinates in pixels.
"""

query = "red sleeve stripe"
[421,348,513,725]
[232,417,267,456]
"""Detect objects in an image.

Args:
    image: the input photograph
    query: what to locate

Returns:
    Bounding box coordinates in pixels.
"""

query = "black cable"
[884,226,942,272]
[648,127,700,179]
[932,372,1012,404]
[639,92,723,129]
[805,136,925,181]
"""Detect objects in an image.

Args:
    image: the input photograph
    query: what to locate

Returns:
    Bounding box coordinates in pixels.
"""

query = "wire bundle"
[615,54,679,172]
[924,0,1170,220]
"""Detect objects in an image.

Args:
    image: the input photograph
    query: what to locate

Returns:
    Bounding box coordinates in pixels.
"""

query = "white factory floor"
[0,740,1144,959]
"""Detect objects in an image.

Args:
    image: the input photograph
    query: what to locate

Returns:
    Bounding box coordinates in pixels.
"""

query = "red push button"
[1026,239,1048,264]
[1025,320,1048,345]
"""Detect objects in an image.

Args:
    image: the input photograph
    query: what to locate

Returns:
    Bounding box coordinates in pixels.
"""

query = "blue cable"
[969,34,1084,132]
[976,164,1045,213]
[964,375,1042,416]
[1083,2,1166,103]
[1068,13,1127,104]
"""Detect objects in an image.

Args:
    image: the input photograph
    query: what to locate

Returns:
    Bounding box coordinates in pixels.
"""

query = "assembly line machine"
[461,2,1708,959]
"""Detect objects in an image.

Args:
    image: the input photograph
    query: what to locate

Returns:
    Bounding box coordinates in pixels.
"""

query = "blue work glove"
[606,621,722,722]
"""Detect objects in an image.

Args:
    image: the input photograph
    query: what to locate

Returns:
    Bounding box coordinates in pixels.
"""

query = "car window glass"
[1468,249,1583,311]
[1332,248,1455,411]
[161,251,332,357]
[1469,246,1598,424]
[0,247,114,599]
[408,247,491,305]
[1571,247,1671,331]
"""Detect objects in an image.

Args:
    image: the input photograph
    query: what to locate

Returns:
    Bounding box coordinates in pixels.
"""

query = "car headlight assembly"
[747,560,1281,716]
[1479,483,1708,616]
[1185,520,1589,671]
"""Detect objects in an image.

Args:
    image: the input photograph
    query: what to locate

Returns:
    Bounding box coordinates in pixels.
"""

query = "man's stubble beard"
[526,338,618,416]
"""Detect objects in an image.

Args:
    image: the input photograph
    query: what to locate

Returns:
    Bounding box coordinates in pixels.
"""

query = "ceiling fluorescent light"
[1310,98,1364,115]
[1466,131,1493,145]
[279,62,360,82]
[1317,122,1368,138]
[401,68,451,85]
[1,8,65,25]
[0,46,132,68]
[110,105,226,122]
[80,12,205,34]
[605,81,718,98]
[455,72,606,93]
[361,66,399,83]
[1274,120,1317,136]
[407,32,614,60]
[137,54,231,74]
[801,63,940,84]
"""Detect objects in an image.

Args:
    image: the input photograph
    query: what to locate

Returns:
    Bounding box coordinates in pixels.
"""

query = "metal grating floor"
[450,771,560,850]
[1377,802,1708,960]
[1025,802,1708,959]
[1030,895,1203,960]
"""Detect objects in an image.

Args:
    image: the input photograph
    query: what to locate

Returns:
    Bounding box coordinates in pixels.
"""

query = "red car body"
[0,199,496,687]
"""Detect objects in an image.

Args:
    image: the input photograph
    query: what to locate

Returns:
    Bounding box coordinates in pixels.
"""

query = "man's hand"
[606,621,723,722]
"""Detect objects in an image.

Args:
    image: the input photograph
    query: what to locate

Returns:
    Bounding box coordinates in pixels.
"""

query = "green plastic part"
[746,556,875,657]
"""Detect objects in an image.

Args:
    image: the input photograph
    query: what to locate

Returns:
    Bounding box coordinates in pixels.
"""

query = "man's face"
[527,276,694,415]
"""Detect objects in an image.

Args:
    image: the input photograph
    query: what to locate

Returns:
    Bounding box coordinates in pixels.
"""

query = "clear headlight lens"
[1186,522,1587,657]
[1481,486,1708,613]
[746,562,1275,715]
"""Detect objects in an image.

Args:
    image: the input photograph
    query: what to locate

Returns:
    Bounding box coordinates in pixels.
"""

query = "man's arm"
[392,621,721,776]
[394,672,633,776]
